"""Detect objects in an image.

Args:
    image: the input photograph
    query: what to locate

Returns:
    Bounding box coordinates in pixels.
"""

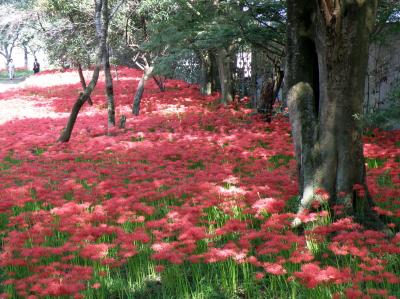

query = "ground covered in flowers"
[0,68,399,298]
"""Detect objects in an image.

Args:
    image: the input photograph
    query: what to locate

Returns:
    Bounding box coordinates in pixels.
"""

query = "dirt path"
[0,98,70,125]
[0,78,69,125]
[0,77,28,92]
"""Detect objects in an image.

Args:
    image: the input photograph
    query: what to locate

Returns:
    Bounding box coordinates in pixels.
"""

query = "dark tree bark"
[287,0,385,229]
[216,47,234,104]
[258,69,284,122]
[58,0,105,143]
[209,51,219,93]
[132,65,153,116]
[152,75,166,92]
[258,78,274,116]
[77,63,93,106]
[199,51,212,95]
[102,0,115,132]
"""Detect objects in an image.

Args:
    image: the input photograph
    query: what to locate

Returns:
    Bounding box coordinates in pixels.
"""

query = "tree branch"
[319,0,334,25]
[109,0,125,21]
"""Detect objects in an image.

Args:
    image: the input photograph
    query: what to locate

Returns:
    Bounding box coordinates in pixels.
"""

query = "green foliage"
[35,0,96,67]
[138,0,286,80]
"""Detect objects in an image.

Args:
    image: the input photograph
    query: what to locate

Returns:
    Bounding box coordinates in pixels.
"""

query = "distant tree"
[140,0,286,106]
[36,0,97,68]
[0,4,27,67]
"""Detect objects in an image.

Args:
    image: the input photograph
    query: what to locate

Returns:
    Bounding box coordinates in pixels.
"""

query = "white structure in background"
[237,52,252,78]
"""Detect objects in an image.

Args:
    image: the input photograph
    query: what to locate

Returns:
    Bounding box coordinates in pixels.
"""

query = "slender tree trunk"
[152,75,165,92]
[132,65,153,116]
[287,0,384,229]
[58,66,101,142]
[250,48,259,109]
[102,0,115,132]
[209,51,219,93]
[216,47,234,104]
[103,48,115,130]
[58,0,104,143]
[23,46,28,70]
[259,69,284,122]
[199,52,212,95]
[77,63,93,106]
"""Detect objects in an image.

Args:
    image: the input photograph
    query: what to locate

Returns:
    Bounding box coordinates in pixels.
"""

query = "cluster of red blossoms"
[0,68,399,298]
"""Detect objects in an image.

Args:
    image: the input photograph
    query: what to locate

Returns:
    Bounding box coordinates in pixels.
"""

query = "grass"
[2,168,398,299]
[0,69,33,79]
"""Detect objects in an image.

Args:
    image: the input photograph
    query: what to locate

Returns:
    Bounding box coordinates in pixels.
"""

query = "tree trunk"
[58,66,101,142]
[152,75,166,92]
[216,47,234,104]
[102,0,115,132]
[58,0,105,143]
[199,52,212,95]
[23,46,28,70]
[77,63,93,106]
[287,0,384,229]
[132,65,153,116]
[267,69,284,122]
[209,51,219,93]
[258,70,284,122]
[258,77,274,116]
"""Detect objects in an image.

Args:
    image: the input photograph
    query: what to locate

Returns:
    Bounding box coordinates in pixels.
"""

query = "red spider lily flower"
[154,265,165,272]
[263,262,286,275]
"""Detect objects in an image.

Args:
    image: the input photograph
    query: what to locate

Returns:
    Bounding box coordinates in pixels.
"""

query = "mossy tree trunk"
[287,0,384,229]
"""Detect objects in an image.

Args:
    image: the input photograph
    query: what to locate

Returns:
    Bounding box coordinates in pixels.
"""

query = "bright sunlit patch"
[218,185,246,195]
[0,97,69,125]
[153,103,187,115]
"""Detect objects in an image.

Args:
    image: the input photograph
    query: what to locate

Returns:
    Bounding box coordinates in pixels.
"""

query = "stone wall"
[365,28,400,113]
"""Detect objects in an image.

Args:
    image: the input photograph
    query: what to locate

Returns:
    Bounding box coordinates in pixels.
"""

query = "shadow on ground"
[0,76,27,83]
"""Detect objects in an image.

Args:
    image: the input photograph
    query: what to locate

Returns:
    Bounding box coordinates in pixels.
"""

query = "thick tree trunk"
[216,47,234,104]
[77,63,93,106]
[287,0,384,229]
[58,0,104,143]
[132,65,153,116]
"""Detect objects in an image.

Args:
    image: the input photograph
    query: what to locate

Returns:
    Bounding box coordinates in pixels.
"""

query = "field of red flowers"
[0,68,399,298]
